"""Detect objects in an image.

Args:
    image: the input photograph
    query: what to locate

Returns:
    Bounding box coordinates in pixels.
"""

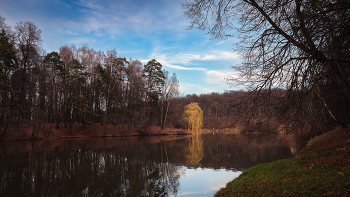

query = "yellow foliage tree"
[182,102,203,133]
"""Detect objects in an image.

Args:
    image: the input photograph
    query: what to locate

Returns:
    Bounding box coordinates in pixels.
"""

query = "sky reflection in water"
[0,134,296,196]
[174,167,242,197]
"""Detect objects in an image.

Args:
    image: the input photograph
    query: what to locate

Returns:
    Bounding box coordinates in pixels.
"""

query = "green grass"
[215,157,349,197]
[306,131,332,147]
[299,150,333,160]
[214,130,350,197]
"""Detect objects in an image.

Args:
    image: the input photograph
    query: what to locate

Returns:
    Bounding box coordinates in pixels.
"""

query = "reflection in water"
[183,135,204,165]
[198,134,297,171]
[0,138,183,197]
[0,134,298,197]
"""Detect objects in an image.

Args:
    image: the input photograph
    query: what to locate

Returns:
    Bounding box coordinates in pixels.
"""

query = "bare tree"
[182,0,350,132]
[160,71,179,129]
[119,60,145,130]
[12,21,42,127]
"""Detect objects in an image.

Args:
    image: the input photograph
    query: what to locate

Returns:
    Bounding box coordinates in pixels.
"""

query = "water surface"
[0,134,296,196]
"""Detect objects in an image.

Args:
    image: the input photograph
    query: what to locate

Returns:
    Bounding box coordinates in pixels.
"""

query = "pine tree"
[0,28,17,134]
[144,59,165,102]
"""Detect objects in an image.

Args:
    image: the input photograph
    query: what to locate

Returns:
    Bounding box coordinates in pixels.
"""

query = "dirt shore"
[0,122,192,141]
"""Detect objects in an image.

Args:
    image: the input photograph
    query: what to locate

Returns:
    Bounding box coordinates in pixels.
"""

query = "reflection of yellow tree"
[183,135,204,165]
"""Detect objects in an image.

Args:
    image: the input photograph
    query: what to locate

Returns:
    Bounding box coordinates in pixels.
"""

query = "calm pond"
[0,134,297,197]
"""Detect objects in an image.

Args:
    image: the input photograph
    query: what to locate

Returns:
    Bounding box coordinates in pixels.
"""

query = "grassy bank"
[215,128,350,196]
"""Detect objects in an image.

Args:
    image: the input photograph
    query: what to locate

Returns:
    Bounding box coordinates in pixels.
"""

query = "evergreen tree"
[0,28,17,132]
[0,29,16,97]
[144,59,165,102]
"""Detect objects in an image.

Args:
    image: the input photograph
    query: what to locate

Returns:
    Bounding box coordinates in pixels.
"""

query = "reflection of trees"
[142,142,182,197]
[0,135,300,196]
[183,135,204,165]
[0,139,181,197]
[199,134,297,170]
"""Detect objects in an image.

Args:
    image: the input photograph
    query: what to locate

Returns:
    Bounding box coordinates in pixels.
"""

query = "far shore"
[1,122,297,142]
[0,122,193,142]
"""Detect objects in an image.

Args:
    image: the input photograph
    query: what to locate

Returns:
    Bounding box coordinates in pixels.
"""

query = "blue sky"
[0,0,242,95]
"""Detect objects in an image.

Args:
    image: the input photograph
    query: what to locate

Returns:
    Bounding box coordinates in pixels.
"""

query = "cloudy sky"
[0,0,242,95]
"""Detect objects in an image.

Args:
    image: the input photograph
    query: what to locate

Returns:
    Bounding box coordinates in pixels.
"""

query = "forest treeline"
[0,16,285,137]
[0,17,183,136]
[0,14,346,139]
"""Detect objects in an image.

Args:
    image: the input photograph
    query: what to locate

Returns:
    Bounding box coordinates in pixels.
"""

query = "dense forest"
[0,16,184,137]
[0,16,282,138]
[1,5,349,140]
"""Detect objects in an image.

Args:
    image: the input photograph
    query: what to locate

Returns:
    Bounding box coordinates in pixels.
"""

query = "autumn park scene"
[1,0,350,196]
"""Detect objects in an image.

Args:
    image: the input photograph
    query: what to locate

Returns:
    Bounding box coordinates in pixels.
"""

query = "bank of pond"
[215,128,350,197]
[0,133,297,196]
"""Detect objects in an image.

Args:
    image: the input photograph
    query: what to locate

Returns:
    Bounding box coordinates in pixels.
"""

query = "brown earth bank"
[0,122,192,141]
[301,127,350,169]
[0,135,194,156]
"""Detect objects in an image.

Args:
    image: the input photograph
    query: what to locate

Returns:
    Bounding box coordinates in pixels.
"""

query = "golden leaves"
[182,102,203,133]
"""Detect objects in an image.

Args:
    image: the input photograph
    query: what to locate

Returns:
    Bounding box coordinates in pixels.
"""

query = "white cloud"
[179,82,216,95]
[71,0,188,34]
[159,50,240,66]
[70,38,91,44]
[141,58,207,71]
[203,87,215,92]
[206,70,240,78]
[164,64,206,70]
[179,82,200,93]
[146,45,240,70]
[216,40,226,45]
[202,50,240,60]
[206,70,240,84]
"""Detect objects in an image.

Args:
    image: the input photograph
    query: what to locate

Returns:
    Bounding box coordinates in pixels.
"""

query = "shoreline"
[215,128,350,196]
[0,122,193,142]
